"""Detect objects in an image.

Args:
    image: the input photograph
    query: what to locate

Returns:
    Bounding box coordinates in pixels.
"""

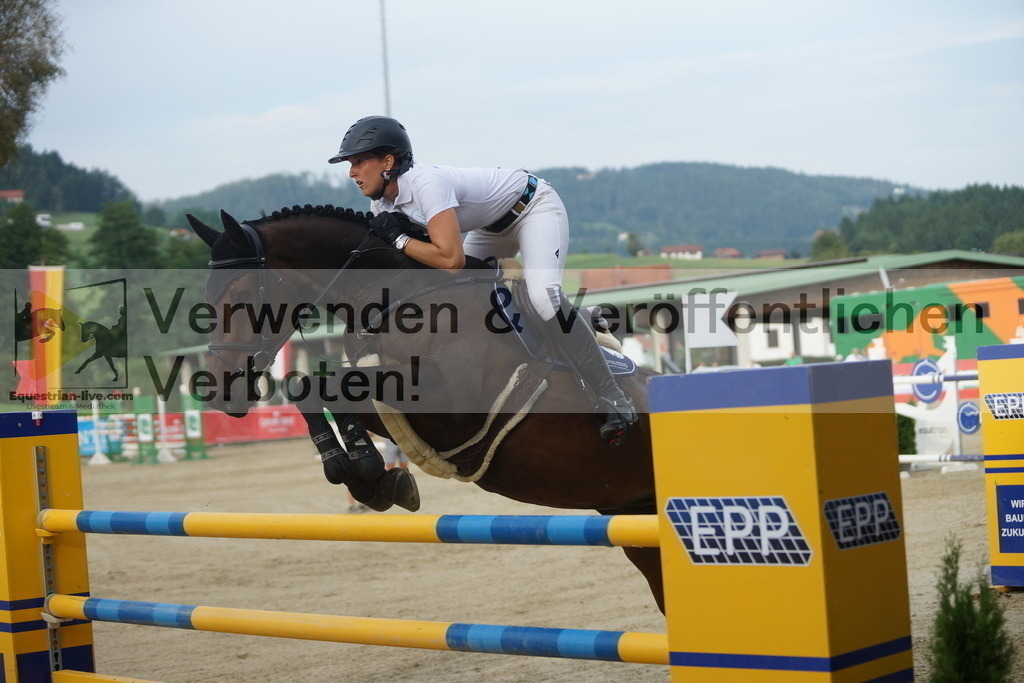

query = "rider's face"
[348,152,394,198]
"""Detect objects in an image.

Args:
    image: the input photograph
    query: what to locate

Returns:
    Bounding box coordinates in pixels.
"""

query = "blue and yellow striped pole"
[38,510,659,547]
[649,361,913,681]
[44,594,668,665]
[978,344,1024,588]
[0,411,94,681]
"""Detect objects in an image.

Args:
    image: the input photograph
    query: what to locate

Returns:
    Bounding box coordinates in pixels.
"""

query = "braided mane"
[248,203,371,227]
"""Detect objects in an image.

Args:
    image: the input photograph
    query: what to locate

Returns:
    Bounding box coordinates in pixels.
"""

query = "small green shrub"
[897,413,916,455]
[928,536,1015,682]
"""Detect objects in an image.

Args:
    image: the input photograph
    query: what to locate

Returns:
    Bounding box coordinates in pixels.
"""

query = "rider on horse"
[328,115,638,448]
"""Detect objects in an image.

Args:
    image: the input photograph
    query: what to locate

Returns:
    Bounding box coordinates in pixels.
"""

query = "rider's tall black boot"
[542,313,638,448]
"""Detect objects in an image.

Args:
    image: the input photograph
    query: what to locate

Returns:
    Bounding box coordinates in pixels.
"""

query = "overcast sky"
[25,0,1024,203]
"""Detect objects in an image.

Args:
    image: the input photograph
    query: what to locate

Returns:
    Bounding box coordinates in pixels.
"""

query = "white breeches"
[462,180,570,321]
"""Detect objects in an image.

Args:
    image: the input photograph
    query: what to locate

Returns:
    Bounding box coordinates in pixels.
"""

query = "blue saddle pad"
[489,283,638,377]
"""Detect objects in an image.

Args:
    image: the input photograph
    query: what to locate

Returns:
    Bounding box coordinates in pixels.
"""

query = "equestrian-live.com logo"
[12,277,128,397]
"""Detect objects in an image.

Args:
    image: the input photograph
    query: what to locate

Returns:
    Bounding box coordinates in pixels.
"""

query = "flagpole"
[379,0,392,116]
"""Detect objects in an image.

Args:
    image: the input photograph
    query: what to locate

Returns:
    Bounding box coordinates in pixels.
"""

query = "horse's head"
[187,205,389,416]
[79,321,94,344]
[186,210,281,416]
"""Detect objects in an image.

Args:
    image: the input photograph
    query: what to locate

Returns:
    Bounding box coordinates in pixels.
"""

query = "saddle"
[489,259,638,377]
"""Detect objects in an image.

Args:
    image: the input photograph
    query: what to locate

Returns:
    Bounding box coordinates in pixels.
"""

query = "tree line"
[0,144,136,212]
[0,199,209,270]
[810,184,1024,260]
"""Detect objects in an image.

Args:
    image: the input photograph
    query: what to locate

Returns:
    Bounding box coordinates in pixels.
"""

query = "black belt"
[484,175,538,233]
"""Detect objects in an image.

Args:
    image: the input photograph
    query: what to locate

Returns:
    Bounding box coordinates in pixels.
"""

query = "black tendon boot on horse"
[332,415,386,483]
[333,415,420,513]
[310,414,420,513]
[296,380,419,511]
[543,305,638,448]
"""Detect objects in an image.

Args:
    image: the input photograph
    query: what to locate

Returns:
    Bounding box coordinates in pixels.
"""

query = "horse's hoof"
[383,468,420,512]
[359,489,394,513]
[346,478,392,512]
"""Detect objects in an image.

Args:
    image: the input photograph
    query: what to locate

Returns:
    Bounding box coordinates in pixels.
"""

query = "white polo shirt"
[371,163,529,233]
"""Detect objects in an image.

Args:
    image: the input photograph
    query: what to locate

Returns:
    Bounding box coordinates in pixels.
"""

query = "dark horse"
[187,205,664,612]
[76,318,127,381]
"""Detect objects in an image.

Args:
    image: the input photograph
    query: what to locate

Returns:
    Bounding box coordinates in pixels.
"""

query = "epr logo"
[823,492,901,550]
[984,393,1024,420]
[664,496,812,566]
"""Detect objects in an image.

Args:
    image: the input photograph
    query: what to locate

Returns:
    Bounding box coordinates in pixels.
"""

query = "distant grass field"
[565,253,803,270]
[562,253,804,291]
[49,212,101,255]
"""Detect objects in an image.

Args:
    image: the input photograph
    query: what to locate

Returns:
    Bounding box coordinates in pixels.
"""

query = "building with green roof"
[578,250,1024,371]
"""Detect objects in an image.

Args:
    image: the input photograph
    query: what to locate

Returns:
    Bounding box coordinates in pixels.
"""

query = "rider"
[328,115,637,447]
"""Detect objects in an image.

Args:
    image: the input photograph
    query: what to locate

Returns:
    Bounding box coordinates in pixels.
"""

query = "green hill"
[155,162,920,256]
[1,145,925,256]
[539,163,915,255]
[158,172,364,227]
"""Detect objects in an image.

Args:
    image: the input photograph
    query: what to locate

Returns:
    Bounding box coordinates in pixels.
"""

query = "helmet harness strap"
[373,153,411,200]
[372,172,390,201]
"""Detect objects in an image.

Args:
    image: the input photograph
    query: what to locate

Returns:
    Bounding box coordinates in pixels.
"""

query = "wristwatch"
[393,234,411,252]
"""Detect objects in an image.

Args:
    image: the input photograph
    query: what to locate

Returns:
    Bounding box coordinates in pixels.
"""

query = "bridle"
[204,221,373,375]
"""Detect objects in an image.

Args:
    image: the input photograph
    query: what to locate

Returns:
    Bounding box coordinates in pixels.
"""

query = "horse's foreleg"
[295,377,418,512]
[331,412,420,513]
[331,414,387,483]
[298,406,380,508]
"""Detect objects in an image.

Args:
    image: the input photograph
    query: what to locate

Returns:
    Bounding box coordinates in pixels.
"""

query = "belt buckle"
[516,176,537,212]
[485,175,537,233]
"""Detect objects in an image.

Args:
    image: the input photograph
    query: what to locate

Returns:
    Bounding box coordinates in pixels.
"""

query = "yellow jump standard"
[649,361,913,682]
[978,343,1024,588]
[0,411,94,681]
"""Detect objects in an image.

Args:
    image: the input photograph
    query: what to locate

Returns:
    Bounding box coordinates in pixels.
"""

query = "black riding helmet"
[329,116,414,199]
[328,115,413,168]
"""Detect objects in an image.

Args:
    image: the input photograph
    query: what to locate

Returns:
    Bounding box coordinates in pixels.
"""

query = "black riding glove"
[368,211,415,246]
